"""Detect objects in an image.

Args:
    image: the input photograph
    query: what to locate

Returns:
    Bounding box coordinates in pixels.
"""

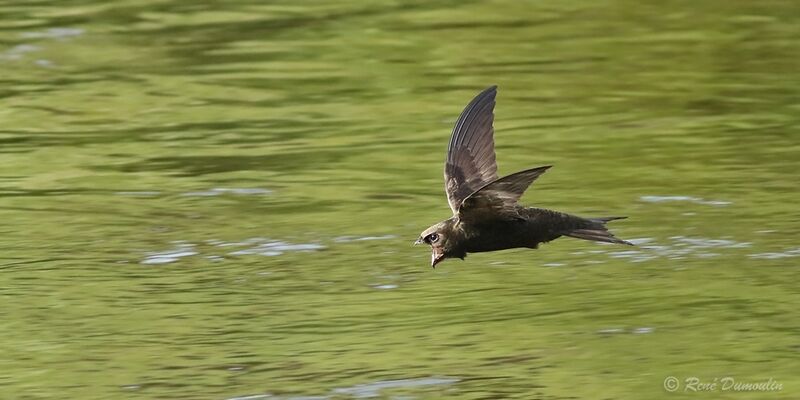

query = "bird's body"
[416,85,632,268]
[462,207,587,252]
[426,207,625,259]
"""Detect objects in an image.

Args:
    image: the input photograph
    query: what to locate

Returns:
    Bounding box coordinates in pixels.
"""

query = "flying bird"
[416,85,632,268]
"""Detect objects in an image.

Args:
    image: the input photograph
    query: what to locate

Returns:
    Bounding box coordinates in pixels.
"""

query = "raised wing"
[458,166,552,223]
[444,85,499,214]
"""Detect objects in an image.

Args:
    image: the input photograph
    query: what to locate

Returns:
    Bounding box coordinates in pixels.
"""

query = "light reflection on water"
[1,0,798,399]
[141,242,199,265]
[142,233,760,266]
[749,247,800,260]
[640,195,732,206]
[227,376,460,400]
[181,188,273,197]
[141,238,328,264]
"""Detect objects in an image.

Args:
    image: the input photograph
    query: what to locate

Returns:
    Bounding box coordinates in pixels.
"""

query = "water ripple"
[749,247,800,260]
[141,238,325,265]
[0,44,39,60]
[227,376,459,400]
[141,243,197,265]
[20,27,85,40]
[332,377,459,398]
[640,195,731,206]
[334,235,397,243]
[181,188,272,197]
[579,236,753,263]
[227,240,325,257]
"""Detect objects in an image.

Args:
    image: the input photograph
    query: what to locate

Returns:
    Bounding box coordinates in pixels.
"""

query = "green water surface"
[1,1,798,399]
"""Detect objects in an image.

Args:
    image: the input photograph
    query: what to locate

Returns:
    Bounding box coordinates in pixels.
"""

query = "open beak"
[431,247,444,269]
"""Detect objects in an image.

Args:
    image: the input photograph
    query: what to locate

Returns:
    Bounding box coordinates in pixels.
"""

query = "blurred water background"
[1,1,798,399]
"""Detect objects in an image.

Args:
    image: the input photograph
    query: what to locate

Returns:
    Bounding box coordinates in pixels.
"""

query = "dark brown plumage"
[416,85,632,268]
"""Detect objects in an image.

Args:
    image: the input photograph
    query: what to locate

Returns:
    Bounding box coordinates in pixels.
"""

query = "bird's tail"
[564,216,633,246]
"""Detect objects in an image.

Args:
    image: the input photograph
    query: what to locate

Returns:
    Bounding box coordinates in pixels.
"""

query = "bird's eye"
[427,233,439,243]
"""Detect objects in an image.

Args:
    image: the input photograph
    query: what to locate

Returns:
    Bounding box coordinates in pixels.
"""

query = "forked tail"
[564,216,633,246]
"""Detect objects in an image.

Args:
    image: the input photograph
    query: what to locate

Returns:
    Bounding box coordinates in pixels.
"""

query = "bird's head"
[415,219,462,268]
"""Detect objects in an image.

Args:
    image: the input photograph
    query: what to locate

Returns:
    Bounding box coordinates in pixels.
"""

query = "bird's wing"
[457,166,552,223]
[444,85,499,214]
